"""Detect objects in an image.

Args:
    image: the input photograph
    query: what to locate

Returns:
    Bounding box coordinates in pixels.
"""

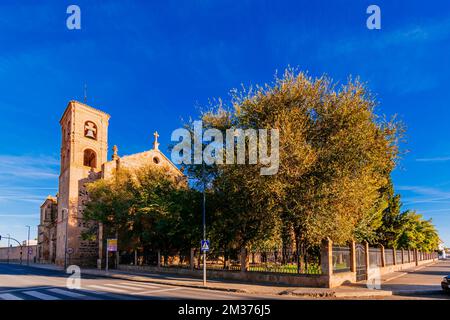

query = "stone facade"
[37,196,57,263]
[38,100,183,267]
[0,245,37,263]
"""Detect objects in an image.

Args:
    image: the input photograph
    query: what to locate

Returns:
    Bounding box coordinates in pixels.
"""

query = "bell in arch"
[85,129,95,139]
[84,121,97,139]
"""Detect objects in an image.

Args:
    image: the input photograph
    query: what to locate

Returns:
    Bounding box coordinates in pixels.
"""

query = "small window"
[83,149,97,168]
[153,156,160,164]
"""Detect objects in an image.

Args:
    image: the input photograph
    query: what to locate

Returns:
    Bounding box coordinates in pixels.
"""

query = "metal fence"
[119,244,437,277]
[332,246,351,273]
[247,248,321,274]
[403,250,409,263]
[120,248,321,274]
[396,250,403,264]
[385,248,394,266]
[197,250,241,271]
[369,247,382,267]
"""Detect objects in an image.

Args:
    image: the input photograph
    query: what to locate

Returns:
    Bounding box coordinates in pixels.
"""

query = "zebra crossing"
[0,281,180,300]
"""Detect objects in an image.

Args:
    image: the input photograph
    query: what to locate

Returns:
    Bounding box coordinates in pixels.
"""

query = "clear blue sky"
[0,0,449,247]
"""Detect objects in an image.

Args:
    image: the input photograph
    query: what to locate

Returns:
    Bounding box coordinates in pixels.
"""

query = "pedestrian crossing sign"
[201,240,210,252]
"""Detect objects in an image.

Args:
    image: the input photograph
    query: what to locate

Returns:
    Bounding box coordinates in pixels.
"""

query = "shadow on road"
[0,263,98,280]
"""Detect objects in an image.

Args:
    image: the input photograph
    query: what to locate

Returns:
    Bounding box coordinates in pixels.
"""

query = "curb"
[282,289,393,298]
[391,289,444,296]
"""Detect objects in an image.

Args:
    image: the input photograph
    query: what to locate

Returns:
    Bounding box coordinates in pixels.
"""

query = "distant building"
[37,101,183,267]
[0,245,37,263]
[37,196,58,263]
[22,240,38,246]
[438,243,447,259]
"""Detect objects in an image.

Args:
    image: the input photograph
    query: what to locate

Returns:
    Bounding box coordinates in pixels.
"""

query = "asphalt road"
[376,259,450,300]
[0,263,300,300]
[1,262,449,300]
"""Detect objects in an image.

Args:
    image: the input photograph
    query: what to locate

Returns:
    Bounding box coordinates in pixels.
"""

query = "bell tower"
[56,100,110,266]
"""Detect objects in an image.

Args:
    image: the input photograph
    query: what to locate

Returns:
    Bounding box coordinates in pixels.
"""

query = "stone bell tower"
[56,100,110,266]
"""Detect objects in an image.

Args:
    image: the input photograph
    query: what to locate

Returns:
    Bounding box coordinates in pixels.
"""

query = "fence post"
[414,249,419,266]
[240,247,249,272]
[350,240,356,273]
[364,241,370,277]
[320,238,333,276]
[380,244,385,267]
[393,248,397,265]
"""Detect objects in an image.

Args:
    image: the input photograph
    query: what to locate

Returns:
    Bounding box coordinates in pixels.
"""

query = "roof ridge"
[69,100,111,117]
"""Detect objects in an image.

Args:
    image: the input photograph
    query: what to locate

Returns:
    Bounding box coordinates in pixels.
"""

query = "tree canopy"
[83,69,440,262]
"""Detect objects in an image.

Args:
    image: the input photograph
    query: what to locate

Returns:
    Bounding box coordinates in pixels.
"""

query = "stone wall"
[118,264,329,287]
[0,245,37,263]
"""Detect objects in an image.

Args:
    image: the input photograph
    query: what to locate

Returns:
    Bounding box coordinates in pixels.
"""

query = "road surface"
[0,263,299,300]
[377,259,450,300]
[1,261,449,300]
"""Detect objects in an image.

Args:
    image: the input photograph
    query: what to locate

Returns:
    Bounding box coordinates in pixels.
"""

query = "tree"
[84,165,200,260]
[83,169,135,243]
[374,180,403,247]
[396,210,440,251]
[183,69,403,272]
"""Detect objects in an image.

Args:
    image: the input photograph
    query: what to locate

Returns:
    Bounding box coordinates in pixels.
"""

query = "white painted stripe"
[103,283,145,291]
[77,288,140,300]
[0,293,23,300]
[0,286,53,294]
[87,285,128,293]
[47,288,89,299]
[118,282,159,289]
[131,287,182,295]
[22,290,61,300]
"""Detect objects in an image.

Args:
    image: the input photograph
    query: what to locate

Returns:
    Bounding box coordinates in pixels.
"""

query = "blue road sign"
[201,240,210,252]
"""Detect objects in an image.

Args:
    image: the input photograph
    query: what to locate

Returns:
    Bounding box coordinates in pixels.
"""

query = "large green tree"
[84,165,200,258]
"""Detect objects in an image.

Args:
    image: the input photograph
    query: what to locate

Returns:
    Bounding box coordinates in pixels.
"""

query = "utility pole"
[26,225,30,266]
[202,163,207,287]
[6,233,10,264]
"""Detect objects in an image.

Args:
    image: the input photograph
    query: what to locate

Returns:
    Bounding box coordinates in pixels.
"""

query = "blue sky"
[0,0,449,247]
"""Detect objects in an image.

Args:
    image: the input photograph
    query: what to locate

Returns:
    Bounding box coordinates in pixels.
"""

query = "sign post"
[201,239,209,286]
[66,247,74,265]
[106,239,117,273]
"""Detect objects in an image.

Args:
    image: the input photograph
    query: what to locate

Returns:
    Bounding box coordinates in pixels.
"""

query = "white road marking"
[118,282,159,289]
[103,283,147,291]
[0,293,23,300]
[131,287,182,295]
[383,272,408,282]
[78,287,140,300]
[47,288,89,299]
[87,285,129,293]
[0,286,53,294]
[22,290,61,300]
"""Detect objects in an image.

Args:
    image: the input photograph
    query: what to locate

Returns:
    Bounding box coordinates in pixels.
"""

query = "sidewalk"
[24,262,393,298]
[377,260,446,296]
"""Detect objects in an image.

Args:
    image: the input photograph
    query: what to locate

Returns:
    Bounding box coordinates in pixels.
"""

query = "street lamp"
[1,235,24,264]
[202,164,206,287]
[186,166,208,287]
[25,225,30,266]
[6,233,10,264]
[62,208,69,270]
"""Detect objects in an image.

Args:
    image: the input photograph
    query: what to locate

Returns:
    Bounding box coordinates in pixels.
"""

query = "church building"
[37,100,183,267]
